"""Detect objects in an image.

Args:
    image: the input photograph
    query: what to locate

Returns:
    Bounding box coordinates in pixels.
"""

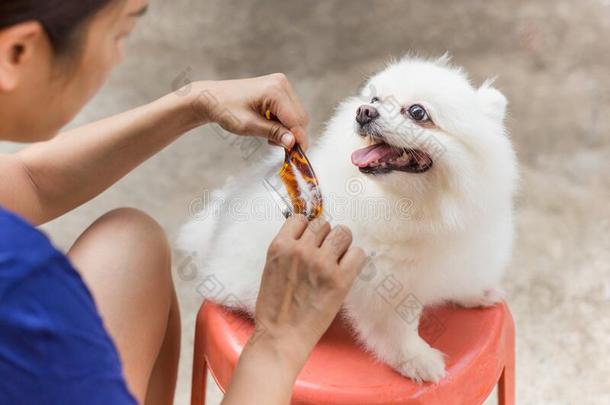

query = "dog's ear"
[477,79,507,121]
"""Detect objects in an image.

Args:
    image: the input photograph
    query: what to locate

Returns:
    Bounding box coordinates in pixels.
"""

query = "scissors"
[265,110,324,220]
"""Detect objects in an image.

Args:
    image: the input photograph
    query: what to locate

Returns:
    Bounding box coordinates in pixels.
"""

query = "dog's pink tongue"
[351,143,401,167]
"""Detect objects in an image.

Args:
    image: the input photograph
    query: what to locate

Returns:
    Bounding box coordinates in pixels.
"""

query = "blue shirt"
[0,207,136,405]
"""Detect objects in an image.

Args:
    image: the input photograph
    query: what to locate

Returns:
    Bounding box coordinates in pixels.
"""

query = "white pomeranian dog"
[177,55,518,383]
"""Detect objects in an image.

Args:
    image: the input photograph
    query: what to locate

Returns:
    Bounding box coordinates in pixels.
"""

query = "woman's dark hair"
[0,0,114,56]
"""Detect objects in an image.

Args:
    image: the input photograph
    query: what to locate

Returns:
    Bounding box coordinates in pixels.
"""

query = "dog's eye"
[370,97,380,103]
[408,104,429,121]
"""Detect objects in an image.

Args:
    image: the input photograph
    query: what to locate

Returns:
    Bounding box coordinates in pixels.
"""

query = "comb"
[279,144,324,220]
[265,110,324,220]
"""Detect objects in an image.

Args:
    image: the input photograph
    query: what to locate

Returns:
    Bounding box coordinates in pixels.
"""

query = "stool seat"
[192,301,515,405]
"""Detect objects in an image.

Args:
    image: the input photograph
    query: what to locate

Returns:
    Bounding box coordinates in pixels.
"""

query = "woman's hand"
[187,74,310,149]
[221,215,367,405]
[255,215,366,365]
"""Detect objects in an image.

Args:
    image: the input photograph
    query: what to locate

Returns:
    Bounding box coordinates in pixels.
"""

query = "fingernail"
[280,133,295,149]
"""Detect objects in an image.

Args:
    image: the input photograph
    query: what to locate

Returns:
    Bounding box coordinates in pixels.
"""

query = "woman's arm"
[221,337,301,404]
[221,216,367,405]
[2,92,194,225]
[0,74,308,225]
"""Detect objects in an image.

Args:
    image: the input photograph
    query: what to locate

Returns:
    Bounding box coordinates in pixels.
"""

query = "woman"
[0,1,366,404]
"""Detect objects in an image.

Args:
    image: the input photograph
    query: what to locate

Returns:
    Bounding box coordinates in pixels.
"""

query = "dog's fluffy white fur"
[177,55,518,383]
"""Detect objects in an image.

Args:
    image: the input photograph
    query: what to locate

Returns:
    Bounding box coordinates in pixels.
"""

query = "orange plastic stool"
[191,301,515,405]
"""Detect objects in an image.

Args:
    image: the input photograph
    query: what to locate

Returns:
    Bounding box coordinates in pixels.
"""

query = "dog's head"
[323,55,517,228]
[352,54,508,174]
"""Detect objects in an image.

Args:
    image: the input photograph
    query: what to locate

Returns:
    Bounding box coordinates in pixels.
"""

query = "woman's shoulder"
[0,206,64,269]
[0,206,96,319]
[0,206,50,246]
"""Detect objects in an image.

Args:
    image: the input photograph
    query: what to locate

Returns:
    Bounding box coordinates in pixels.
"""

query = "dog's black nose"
[356,105,379,125]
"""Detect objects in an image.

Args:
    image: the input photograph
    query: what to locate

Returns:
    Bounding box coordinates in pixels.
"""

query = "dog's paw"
[456,288,506,308]
[396,345,446,383]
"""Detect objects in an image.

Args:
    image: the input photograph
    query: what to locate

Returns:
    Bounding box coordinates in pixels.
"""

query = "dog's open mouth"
[351,142,433,174]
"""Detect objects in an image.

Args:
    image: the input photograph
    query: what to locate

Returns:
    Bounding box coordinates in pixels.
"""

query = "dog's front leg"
[392,317,446,383]
[346,290,446,383]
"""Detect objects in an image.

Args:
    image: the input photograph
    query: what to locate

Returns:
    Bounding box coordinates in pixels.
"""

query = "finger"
[246,115,295,149]
[266,73,310,129]
[262,110,306,149]
[281,79,310,131]
[320,225,353,260]
[274,101,308,149]
[290,125,309,150]
[300,218,331,247]
[265,91,309,149]
[339,247,367,279]
[276,214,308,240]
[280,76,307,114]
[285,80,309,144]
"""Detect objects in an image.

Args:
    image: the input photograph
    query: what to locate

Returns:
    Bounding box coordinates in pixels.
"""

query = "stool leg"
[191,316,208,405]
[497,365,514,405]
[191,358,207,405]
[498,307,515,405]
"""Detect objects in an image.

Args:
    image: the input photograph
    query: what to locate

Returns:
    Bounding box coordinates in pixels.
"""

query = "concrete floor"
[2,0,609,403]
